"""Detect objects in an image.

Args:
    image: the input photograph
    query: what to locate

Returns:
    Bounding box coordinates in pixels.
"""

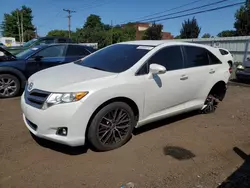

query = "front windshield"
[23,38,38,47]
[15,47,40,59]
[75,44,153,73]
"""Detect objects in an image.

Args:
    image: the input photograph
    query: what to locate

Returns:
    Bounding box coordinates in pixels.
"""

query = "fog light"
[56,127,68,136]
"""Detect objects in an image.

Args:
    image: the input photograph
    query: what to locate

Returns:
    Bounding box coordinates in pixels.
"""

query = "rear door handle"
[180,75,188,80]
[209,69,215,74]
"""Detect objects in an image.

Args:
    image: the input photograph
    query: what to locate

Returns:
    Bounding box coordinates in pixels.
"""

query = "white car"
[21,41,231,151]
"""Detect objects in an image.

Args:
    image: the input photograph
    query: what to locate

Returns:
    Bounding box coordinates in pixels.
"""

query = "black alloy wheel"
[88,102,135,151]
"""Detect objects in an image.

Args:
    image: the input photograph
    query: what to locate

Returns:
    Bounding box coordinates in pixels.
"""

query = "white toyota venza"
[21,41,231,151]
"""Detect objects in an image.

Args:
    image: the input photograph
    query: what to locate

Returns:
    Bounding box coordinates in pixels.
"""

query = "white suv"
[21,41,231,151]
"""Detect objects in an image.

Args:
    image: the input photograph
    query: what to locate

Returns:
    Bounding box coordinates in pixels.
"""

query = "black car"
[0,44,95,98]
[4,37,73,55]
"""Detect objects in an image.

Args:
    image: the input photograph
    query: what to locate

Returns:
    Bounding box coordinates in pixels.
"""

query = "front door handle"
[180,75,188,80]
[209,69,215,74]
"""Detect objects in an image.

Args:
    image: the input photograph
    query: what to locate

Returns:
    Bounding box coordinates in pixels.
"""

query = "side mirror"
[149,64,166,74]
[34,55,43,61]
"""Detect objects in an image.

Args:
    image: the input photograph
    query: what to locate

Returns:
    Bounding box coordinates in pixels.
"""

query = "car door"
[65,45,91,63]
[26,45,66,73]
[182,45,211,106]
[141,45,192,119]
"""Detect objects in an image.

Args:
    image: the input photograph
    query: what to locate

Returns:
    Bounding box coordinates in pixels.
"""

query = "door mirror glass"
[149,64,166,74]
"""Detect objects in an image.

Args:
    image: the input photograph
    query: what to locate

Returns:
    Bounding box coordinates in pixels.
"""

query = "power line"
[76,0,118,11]
[148,2,244,23]
[133,0,230,23]
[124,0,204,23]
[63,9,76,38]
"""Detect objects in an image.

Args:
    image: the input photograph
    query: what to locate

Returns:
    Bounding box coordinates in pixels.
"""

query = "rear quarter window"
[219,49,229,55]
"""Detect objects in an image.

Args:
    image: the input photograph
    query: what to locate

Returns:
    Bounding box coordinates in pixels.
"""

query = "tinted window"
[184,46,209,68]
[149,46,184,71]
[38,39,54,45]
[66,45,90,56]
[58,38,67,43]
[208,51,222,65]
[35,45,66,57]
[219,49,229,55]
[75,44,152,73]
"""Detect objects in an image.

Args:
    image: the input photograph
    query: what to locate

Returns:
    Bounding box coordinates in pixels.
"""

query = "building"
[122,22,174,40]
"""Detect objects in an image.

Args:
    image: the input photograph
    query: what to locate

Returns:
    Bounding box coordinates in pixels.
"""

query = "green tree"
[47,30,69,38]
[234,0,250,36]
[217,30,237,37]
[202,33,211,38]
[142,24,162,40]
[180,17,201,39]
[84,14,103,29]
[1,6,35,41]
[174,35,181,39]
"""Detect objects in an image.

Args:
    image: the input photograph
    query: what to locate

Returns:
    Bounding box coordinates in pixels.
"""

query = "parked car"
[4,37,73,55]
[235,40,250,82]
[21,41,231,151]
[0,44,94,98]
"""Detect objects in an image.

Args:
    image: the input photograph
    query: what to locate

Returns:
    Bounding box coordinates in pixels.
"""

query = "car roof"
[119,40,212,48]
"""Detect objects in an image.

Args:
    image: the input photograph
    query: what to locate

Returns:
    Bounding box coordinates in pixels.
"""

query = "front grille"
[26,118,38,131]
[25,88,50,109]
[244,67,250,73]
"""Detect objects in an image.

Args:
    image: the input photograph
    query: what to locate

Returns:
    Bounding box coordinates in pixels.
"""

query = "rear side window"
[208,51,222,65]
[148,46,184,71]
[66,45,91,56]
[184,46,209,68]
[219,49,229,55]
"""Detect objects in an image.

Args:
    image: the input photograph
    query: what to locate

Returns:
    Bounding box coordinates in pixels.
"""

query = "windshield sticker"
[31,47,39,50]
[137,46,154,50]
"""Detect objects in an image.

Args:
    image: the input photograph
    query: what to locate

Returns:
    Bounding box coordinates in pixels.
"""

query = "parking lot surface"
[1,85,250,188]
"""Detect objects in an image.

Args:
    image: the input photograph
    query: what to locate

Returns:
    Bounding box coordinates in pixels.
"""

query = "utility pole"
[20,10,24,44]
[16,9,21,43]
[35,27,38,38]
[63,9,76,38]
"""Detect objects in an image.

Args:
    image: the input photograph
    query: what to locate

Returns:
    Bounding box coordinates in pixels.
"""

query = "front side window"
[184,46,209,68]
[66,45,90,56]
[75,44,153,73]
[35,45,66,58]
[148,46,184,71]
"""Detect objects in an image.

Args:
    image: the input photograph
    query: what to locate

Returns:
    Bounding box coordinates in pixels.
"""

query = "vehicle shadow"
[218,147,250,188]
[133,110,198,135]
[30,132,89,155]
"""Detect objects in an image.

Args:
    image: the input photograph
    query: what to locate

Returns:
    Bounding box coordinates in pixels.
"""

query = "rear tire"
[0,74,20,98]
[201,95,218,114]
[87,102,136,151]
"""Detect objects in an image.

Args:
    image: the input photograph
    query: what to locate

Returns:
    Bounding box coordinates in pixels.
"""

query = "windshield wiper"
[88,66,106,71]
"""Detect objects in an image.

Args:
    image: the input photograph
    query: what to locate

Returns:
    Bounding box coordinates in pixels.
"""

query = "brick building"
[122,22,174,40]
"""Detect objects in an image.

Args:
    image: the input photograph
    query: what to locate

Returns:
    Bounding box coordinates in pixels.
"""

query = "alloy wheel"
[202,95,217,114]
[0,77,17,97]
[98,108,131,146]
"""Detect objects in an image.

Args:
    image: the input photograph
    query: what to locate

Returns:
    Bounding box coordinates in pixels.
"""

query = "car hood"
[29,63,118,92]
[0,47,16,59]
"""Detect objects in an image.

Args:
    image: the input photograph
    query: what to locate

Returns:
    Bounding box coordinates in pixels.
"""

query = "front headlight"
[43,92,88,109]
[237,65,245,70]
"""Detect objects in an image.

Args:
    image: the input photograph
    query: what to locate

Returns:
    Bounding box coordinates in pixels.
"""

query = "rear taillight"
[229,67,232,74]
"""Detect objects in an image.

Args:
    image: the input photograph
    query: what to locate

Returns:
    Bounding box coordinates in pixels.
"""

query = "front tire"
[0,74,20,98]
[87,102,136,151]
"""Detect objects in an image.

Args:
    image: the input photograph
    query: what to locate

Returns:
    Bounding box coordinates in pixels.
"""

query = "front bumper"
[21,93,87,147]
[235,70,250,81]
